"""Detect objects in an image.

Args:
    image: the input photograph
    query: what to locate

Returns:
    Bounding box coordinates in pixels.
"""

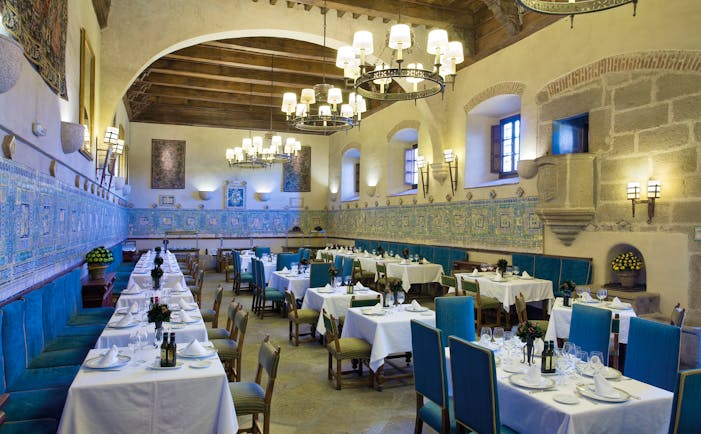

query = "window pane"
[514,120,520,137]
[503,156,512,173]
[503,139,512,155]
[503,123,512,139]
[514,137,520,155]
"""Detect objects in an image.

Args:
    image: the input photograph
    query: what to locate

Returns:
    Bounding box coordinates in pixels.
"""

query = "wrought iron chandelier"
[281,1,365,133]
[336,21,464,101]
[516,0,638,27]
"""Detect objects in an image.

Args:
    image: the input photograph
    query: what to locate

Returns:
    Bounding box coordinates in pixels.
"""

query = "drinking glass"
[576,349,589,372]
[513,266,520,276]
[575,286,583,300]
[396,291,406,305]
[480,263,488,272]
[480,327,493,344]
[597,288,608,303]
[493,327,505,347]
[385,291,395,307]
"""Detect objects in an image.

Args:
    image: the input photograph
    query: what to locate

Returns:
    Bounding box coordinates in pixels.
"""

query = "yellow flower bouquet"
[611,251,643,271]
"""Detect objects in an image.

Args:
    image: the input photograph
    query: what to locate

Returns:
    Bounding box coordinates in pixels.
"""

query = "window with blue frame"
[491,115,520,177]
[404,144,418,188]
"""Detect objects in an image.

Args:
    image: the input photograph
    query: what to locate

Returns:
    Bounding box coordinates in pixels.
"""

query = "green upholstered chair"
[212,308,249,382]
[375,263,388,293]
[309,262,332,288]
[514,292,549,333]
[201,284,224,328]
[228,336,281,434]
[322,309,373,390]
[449,336,517,434]
[669,369,701,434]
[350,295,381,308]
[231,250,253,295]
[410,320,454,434]
[440,274,457,296]
[207,300,241,340]
[460,278,502,329]
[285,291,319,346]
[252,258,285,319]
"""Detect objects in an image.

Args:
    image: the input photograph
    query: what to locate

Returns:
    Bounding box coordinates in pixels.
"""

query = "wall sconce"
[366,185,377,197]
[443,149,458,194]
[255,192,271,202]
[197,190,214,201]
[60,121,85,154]
[417,155,429,198]
[329,192,338,201]
[627,180,661,224]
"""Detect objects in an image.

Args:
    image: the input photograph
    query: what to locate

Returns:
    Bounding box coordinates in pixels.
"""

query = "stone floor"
[199,271,427,434]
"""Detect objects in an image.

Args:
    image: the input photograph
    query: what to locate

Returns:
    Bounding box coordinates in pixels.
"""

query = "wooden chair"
[514,292,548,331]
[322,309,373,390]
[668,368,701,434]
[352,259,375,286]
[641,303,687,327]
[208,300,241,340]
[375,263,388,293]
[440,274,457,296]
[201,284,224,328]
[212,308,249,381]
[228,336,281,434]
[184,261,198,286]
[285,290,319,346]
[189,269,205,307]
[460,278,502,329]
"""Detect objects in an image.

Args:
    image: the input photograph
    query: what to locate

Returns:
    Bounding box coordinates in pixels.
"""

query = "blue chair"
[276,252,300,271]
[254,246,271,258]
[625,317,680,391]
[669,369,701,433]
[333,255,343,274]
[310,262,332,288]
[299,248,311,262]
[253,258,285,319]
[410,320,454,434]
[435,296,475,348]
[569,303,612,361]
[449,336,516,434]
[232,250,253,295]
[341,256,354,282]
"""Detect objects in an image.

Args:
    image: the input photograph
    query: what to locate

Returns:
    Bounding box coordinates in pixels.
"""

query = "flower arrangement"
[300,258,309,266]
[328,266,338,278]
[611,251,644,271]
[151,266,164,280]
[559,280,576,295]
[388,278,403,293]
[85,246,114,265]
[154,246,162,254]
[147,303,171,323]
[153,255,164,267]
[402,248,410,260]
[516,320,544,342]
[496,259,508,273]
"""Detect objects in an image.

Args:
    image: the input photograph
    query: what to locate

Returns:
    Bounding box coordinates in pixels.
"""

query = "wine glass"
[385,291,395,307]
[396,290,406,306]
[597,288,608,303]
[575,286,583,301]
[493,327,505,347]
[480,327,492,344]
[480,263,488,272]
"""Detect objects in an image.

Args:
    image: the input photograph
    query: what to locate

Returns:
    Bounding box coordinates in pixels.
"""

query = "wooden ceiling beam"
[145,85,278,108]
[91,0,111,29]
[207,38,337,62]
[141,72,310,95]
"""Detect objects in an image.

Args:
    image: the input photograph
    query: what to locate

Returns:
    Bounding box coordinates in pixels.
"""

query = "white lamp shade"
[281,92,297,112]
[352,31,374,54]
[427,29,449,54]
[647,180,661,198]
[253,136,263,151]
[344,65,360,80]
[271,135,282,149]
[226,148,236,159]
[443,149,454,163]
[112,139,125,155]
[336,45,356,68]
[318,105,332,117]
[286,137,296,147]
[416,155,426,168]
[406,63,425,83]
[104,126,119,145]
[327,87,343,105]
[356,96,367,113]
[295,103,308,117]
[447,41,464,64]
[627,182,641,199]
[389,24,411,49]
[295,140,302,152]
[348,92,357,107]
[438,62,452,79]
[242,137,253,149]
[340,104,353,118]
[300,88,316,104]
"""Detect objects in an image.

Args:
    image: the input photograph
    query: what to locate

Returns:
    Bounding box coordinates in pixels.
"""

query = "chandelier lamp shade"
[516,0,638,27]
[336,24,464,101]
[225,134,301,169]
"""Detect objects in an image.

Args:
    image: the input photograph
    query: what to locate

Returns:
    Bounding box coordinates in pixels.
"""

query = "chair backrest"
[333,255,343,272]
[671,303,686,327]
[350,295,381,308]
[435,296,476,348]
[299,248,311,262]
[233,309,249,348]
[253,258,266,288]
[225,300,241,333]
[232,250,242,274]
[285,290,298,318]
[669,368,701,434]
[322,309,341,353]
[460,278,482,307]
[440,274,457,294]
[255,336,282,406]
[376,263,387,280]
[2,300,28,388]
[569,303,612,361]
[410,320,449,411]
[309,262,332,288]
[352,260,362,279]
[277,253,300,271]
[611,313,621,370]
[254,246,271,258]
[514,292,527,324]
[341,256,354,281]
[449,336,502,434]
[625,317,680,391]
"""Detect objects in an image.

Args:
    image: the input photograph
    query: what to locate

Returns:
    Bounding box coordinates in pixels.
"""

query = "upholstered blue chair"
[449,336,516,434]
[569,303,612,361]
[410,320,455,434]
[669,369,701,433]
[299,248,311,262]
[276,252,300,271]
[309,262,332,288]
[341,256,354,282]
[333,255,343,274]
[625,317,680,392]
[231,250,253,295]
[253,258,285,319]
[254,246,271,258]
[435,296,475,348]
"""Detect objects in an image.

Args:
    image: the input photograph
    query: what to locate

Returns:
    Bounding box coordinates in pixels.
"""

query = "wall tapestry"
[1,0,68,97]
[225,180,246,210]
[282,146,311,192]
[151,139,186,189]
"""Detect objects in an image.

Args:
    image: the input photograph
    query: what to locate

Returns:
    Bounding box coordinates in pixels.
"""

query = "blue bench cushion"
[0,418,59,434]
[43,334,97,352]
[29,347,90,369]
[512,254,535,277]
[560,258,592,285]
[3,388,68,421]
[534,256,562,297]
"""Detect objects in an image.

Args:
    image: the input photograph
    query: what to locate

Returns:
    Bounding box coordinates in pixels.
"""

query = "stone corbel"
[431,163,449,185]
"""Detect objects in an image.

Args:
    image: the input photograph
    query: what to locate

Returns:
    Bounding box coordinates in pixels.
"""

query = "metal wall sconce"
[197,190,214,201]
[366,185,377,197]
[255,192,271,202]
[443,149,458,194]
[627,180,661,224]
[417,155,430,198]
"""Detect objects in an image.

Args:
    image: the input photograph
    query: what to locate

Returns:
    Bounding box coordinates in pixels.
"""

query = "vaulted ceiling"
[101,1,559,134]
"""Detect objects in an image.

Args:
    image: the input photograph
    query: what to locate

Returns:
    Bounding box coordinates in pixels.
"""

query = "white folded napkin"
[97,345,120,367]
[116,312,133,327]
[282,267,289,273]
[526,364,542,385]
[522,270,531,278]
[324,283,333,290]
[363,250,368,254]
[180,309,193,323]
[581,292,593,302]
[125,283,142,293]
[364,303,384,314]
[472,268,479,276]
[172,281,184,292]
[534,338,545,354]
[594,372,618,398]
[354,282,365,290]
[613,296,621,304]
[183,339,208,356]
[411,299,422,310]
[422,259,430,264]
[493,274,505,282]
[129,302,140,314]
[401,259,409,265]
[395,254,401,258]
[178,298,191,311]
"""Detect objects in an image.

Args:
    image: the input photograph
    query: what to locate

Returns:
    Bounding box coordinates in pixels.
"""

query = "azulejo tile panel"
[326,197,542,252]
[0,158,129,302]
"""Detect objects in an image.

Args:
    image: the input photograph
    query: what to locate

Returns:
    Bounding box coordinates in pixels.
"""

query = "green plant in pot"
[560,280,576,306]
[85,246,114,280]
[496,259,508,275]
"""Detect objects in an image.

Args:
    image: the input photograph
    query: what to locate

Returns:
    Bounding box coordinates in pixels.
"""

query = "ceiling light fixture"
[516,0,638,28]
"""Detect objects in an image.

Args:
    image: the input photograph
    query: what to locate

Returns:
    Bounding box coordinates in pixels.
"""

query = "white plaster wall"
[128,123,329,210]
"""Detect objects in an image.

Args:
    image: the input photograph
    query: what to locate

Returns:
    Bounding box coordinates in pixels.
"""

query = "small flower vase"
[523,336,535,365]
[153,277,161,290]
[563,294,571,307]
[154,321,164,346]
[393,290,399,306]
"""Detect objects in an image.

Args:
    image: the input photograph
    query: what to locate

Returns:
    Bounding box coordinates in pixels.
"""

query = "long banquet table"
[455,272,554,312]
[57,347,237,434]
[385,262,444,291]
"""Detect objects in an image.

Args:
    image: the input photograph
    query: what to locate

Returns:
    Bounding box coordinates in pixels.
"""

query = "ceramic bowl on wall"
[60,121,85,154]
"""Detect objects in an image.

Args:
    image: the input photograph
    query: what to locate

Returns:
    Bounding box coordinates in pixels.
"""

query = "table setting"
[303,283,383,334]
[455,270,554,313]
[270,267,311,300]
[385,260,444,291]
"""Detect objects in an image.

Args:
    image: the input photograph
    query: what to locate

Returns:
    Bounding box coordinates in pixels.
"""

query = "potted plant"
[496,259,508,275]
[560,280,576,306]
[611,251,644,288]
[147,302,171,342]
[516,320,545,365]
[402,248,410,260]
[328,265,339,285]
[387,278,403,307]
[85,246,114,280]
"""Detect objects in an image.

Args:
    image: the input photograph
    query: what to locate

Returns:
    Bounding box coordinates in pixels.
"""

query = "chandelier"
[516,0,638,27]
[281,1,364,133]
[336,23,464,101]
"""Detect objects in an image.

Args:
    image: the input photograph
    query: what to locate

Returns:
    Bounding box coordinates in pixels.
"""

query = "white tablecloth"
[128,252,187,290]
[302,286,382,334]
[240,255,275,283]
[357,255,401,274]
[545,298,637,344]
[386,263,444,291]
[341,306,435,371]
[116,289,194,310]
[95,312,208,349]
[270,271,310,300]
[455,272,554,312]
[445,344,673,434]
[57,348,237,434]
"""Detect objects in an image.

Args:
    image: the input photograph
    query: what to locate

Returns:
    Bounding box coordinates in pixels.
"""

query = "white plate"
[107,321,140,329]
[361,309,386,316]
[576,384,630,403]
[420,311,434,316]
[317,289,336,293]
[503,364,525,374]
[178,317,202,324]
[509,373,556,390]
[490,278,507,282]
[84,354,131,369]
[405,306,429,312]
[576,364,622,380]
[553,394,580,405]
[189,361,212,369]
[148,361,184,370]
[178,348,217,359]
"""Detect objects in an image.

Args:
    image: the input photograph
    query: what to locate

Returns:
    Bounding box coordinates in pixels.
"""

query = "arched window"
[341,148,360,201]
[388,128,419,195]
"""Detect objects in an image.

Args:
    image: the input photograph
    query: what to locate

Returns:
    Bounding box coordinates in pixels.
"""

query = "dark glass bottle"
[160,331,169,367]
[168,333,177,367]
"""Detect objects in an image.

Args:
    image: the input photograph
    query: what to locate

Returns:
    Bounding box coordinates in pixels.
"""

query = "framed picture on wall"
[158,195,175,207]
[225,180,246,210]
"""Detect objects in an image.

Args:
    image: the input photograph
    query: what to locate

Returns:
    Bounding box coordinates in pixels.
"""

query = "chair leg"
[294,323,300,346]
[263,411,270,434]
[288,320,293,344]
[336,358,342,390]
[414,394,424,434]
[328,353,333,380]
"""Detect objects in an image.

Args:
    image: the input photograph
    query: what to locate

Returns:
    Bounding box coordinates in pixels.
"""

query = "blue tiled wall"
[0,158,129,301]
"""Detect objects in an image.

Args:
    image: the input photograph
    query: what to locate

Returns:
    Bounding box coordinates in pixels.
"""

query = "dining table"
[127,251,188,291]
[454,272,554,313]
[270,270,311,300]
[545,298,638,344]
[445,340,673,434]
[301,285,382,334]
[385,261,444,291]
[240,254,275,282]
[57,347,237,434]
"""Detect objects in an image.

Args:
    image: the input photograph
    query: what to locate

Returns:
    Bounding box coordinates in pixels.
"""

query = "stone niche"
[604,243,647,291]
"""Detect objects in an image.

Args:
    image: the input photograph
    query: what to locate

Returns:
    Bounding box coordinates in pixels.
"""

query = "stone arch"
[386,120,421,143]
[463,81,526,114]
